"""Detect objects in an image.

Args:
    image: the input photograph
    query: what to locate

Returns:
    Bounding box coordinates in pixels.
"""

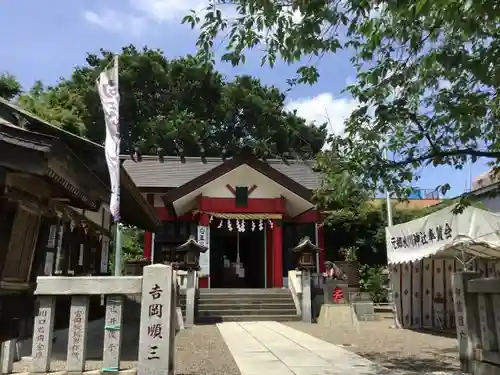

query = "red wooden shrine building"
[123,150,326,289]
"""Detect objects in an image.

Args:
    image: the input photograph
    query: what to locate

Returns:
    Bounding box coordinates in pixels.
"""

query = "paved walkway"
[217,321,462,375]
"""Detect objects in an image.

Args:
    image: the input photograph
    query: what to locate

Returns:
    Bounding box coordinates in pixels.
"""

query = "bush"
[359,265,389,303]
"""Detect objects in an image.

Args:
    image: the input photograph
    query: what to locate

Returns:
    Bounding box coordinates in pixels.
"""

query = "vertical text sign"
[197,226,210,277]
[31,297,56,373]
[66,296,90,373]
[138,264,174,375]
[102,295,124,372]
[451,272,480,374]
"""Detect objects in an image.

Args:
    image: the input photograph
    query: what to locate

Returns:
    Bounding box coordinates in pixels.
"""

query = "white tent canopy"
[386,205,500,264]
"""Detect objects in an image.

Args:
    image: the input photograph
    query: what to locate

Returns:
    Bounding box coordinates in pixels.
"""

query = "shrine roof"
[122,155,322,190]
[0,98,160,231]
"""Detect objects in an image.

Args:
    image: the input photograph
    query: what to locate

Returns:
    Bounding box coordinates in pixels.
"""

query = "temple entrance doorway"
[210,223,266,288]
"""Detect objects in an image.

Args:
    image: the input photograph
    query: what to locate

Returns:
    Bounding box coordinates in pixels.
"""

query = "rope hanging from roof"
[196,211,282,220]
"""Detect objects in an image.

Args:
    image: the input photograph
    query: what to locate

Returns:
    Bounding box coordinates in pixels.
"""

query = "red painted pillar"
[266,225,273,287]
[318,224,326,273]
[199,213,210,226]
[272,219,283,288]
[143,194,154,260]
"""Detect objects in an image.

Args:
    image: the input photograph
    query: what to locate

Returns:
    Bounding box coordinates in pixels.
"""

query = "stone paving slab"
[217,321,464,375]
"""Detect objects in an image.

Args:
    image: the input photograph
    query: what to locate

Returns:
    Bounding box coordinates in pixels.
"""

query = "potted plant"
[336,246,360,286]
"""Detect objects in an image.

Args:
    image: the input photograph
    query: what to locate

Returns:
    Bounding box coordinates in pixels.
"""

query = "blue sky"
[0,0,490,197]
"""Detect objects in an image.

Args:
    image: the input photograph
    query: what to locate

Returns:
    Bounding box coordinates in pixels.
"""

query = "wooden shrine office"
[0,98,159,340]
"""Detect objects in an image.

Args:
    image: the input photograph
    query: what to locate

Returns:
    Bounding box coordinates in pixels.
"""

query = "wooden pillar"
[60,221,72,275]
[317,224,326,273]
[53,216,65,275]
[143,194,154,260]
[30,218,51,282]
[0,168,15,277]
[266,225,273,287]
[93,235,103,274]
[272,219,283,288]
[82,227,91,275]
[69,226,82,275]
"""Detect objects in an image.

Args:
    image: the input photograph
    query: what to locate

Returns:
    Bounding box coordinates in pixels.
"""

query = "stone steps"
[196,314,301,323]
[198,303,295,310]
[192,288,300,323]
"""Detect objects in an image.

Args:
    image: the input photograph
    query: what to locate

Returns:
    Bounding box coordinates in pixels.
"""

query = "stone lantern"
[173,235,208,271]
[292,236,320,270]
[291,236,321,324]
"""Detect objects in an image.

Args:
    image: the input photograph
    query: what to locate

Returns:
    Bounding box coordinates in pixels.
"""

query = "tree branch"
[389,148,500,167]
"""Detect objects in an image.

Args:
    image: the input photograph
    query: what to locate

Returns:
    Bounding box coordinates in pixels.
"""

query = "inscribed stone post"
[301,269,312,323]
[138,264,175,375]
[103,295,124,373]
[1,340,15,374]
[66,296,90,373]
[452,271,480,374]
[30,296,56,373]
[185,270,196,327]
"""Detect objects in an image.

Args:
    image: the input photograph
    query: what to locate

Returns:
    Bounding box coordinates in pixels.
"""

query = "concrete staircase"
[178,288,300,323]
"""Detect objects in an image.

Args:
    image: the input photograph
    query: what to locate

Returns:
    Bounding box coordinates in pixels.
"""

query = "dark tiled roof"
[122,156,322,190]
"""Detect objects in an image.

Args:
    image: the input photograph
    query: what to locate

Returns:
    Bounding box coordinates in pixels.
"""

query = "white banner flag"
[97,56,120,221]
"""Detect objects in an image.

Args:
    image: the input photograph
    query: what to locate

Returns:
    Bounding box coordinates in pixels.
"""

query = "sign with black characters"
[390,223,453,250]
[385,205,500,264]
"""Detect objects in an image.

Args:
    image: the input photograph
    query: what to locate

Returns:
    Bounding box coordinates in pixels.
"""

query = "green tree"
[186,0,500,199]
[17,45,326,158]
[0,72,21,100]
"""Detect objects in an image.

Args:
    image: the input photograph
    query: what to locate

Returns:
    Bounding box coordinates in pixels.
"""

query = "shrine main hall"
[123,149,329,289]
[123,149,439,289]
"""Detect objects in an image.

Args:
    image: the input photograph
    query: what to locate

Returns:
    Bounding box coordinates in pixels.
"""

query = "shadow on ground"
[408,327,457,339]
[362,351,459,372]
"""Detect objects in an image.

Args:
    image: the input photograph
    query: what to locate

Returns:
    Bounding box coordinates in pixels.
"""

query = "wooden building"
[0,98,159,340]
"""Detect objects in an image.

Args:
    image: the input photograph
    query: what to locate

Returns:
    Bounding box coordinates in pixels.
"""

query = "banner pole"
[112,54,122,276]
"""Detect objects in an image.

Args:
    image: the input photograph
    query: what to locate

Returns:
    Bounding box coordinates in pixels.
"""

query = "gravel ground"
[285,315,460,373]
[12,322,240,375]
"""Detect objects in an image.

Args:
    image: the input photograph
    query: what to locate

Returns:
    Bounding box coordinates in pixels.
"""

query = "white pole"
[112,54,122,277]
[384,149,393,226]
[151,232,156,264]
[384,147,400,328]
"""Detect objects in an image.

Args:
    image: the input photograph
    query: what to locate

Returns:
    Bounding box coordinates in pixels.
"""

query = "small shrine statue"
[323,261,348,281]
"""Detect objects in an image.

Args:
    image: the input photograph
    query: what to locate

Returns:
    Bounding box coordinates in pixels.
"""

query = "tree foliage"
[0,72,22,100]
[315,152,436,264]
[13,45,326,157]
[186,0,500,199]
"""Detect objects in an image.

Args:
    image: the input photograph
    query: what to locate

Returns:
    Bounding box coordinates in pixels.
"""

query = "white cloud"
[83,0,216,34]
[286,93,358,136]
[129,0,207,23]
[83,9,146,36]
